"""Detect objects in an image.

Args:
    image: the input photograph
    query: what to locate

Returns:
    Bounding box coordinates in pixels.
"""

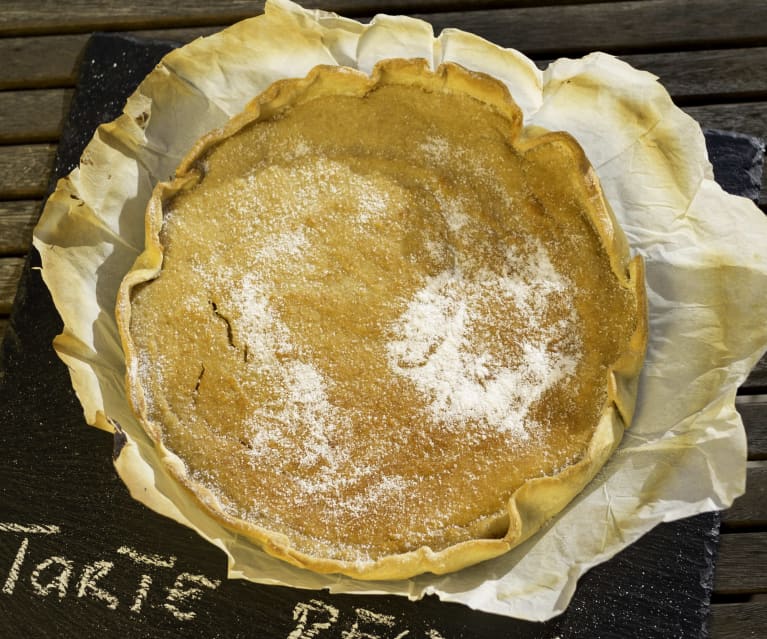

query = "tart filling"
[116,59,646,580]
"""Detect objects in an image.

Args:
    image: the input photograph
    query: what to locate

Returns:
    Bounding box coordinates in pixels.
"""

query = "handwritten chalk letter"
[288,599,340,639]
[117,544,177,613]
[342,608,410,639]
[163,572,221,621]
[77,560,119,610]
[30,556,73,598]
[1,522,60,595]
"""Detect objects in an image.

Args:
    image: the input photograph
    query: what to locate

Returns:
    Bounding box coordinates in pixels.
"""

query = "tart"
[115,58,647,580]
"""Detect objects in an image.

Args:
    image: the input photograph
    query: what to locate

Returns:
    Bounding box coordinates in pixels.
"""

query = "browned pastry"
[116,58,646,580]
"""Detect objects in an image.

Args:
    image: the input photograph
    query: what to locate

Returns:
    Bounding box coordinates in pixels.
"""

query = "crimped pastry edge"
[115,58,647,581]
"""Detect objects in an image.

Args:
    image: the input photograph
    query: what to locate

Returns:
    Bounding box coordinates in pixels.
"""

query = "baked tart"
[116,58,646,580]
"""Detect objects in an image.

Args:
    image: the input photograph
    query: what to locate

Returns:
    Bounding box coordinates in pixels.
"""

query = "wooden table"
[0,2,765,637]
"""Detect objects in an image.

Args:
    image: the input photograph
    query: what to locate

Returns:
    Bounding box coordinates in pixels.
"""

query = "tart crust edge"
[115,58,648,580]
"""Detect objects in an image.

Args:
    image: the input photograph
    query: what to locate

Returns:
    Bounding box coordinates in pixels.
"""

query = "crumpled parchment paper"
[32,0,767,621]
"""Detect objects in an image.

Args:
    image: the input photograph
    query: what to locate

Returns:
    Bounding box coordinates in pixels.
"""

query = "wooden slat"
[0,34,90,89]
[0,0,267,34]
[2,0,767,54]
[684,102,767,149]
[0,89,73,143]
[0,257,24,314]
[4,3,767,90]
[741,354,767,394]
[0,144,57,199]
[420,0,767,56]
[0,200,40,255]
[710,599,767,639]
[0,1,433,35]
[0,1,657,36]
[713,532,767,595]
[620,48,767,103]
[0,28,212,90]
[737,398,767,460]
[721,462,767,527]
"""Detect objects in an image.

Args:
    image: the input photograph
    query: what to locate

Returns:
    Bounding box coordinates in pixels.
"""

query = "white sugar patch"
[419,136,451,162]
[387,238,579,438]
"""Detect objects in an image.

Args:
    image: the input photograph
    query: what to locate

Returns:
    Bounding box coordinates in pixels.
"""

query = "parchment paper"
[33,0,767,621]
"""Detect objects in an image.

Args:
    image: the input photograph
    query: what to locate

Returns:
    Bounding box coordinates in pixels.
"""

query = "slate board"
[2,32,762,639]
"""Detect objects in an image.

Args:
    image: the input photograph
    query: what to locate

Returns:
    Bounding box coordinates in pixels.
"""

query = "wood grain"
[1,0,766,55]
[0,145,57,199]
[738,398,767,460]
[0,89,73,143]
[419,0,767,56]
[685,102,767,148]
[0,0,764,43]
[741,354,767,394]
[713,532,767,595]
[0,258,25,315]
[5,5,767,90]
[709,599,767,639]
[0,0,475,35]
[722,462,767,527]
[621,48,767,103]
[0,34,89,89]
[0,201,40,254]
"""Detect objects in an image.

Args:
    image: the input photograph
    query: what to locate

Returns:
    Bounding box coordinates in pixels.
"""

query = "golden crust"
[116,58,647,580]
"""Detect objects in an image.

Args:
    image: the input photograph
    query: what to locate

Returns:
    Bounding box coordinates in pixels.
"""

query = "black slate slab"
[0,32,758,639]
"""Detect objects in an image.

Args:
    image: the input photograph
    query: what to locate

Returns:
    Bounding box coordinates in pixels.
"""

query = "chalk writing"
[130,573,153,613]
[117,545,176,568]
[287,601,447,639]
[117,544,178,613]
[2,521,450,637]
[1,522,219,620]
[0,523,60,535]
[289,599,340,638]
[30,556,73,598]
[1,522,61,595]
[78,560,119,609]
[2,536,28,595]
[163,572,221,621]
[342,607,409,639]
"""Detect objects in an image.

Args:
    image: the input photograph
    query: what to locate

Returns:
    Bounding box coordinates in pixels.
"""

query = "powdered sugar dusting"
[178,158,422,527]
[141,147,585,561]
[387,239,579,439]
